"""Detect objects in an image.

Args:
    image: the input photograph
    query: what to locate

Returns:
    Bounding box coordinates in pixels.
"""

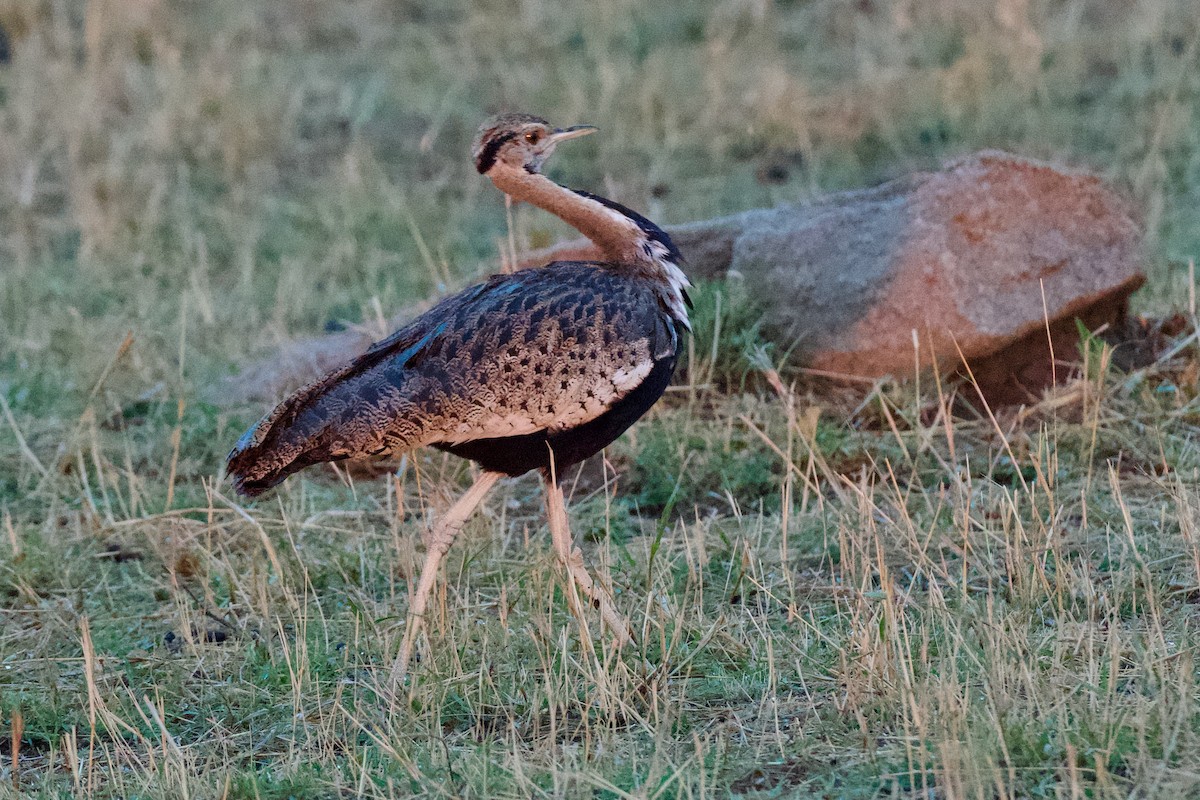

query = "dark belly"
[434,354,676,478]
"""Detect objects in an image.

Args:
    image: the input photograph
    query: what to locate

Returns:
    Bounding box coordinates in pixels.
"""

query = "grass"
[2,0,1200,796]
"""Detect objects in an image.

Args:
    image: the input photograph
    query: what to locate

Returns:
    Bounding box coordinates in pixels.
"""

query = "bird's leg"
[502,194,518,273]
[393,470,503,681]
[542,474,634,648]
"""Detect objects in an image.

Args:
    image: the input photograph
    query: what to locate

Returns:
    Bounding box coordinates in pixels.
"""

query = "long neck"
[489,167,691,326]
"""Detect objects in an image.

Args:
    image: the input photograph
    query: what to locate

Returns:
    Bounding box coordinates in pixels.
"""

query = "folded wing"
[226,263,676,495]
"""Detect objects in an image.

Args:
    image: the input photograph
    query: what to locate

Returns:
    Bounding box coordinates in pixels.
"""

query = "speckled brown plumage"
[227,112,693,676]
[227,262,682,495]
[228,113,691,498]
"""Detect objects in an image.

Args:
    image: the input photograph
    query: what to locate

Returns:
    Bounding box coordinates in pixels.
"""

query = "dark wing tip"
[228,474,277,498]
[225,459,289,498]
[225,451,267,498]
[225,438,289,499]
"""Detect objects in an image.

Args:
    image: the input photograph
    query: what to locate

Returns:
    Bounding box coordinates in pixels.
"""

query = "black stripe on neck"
[475,131,517,174]
[570,188,684,266]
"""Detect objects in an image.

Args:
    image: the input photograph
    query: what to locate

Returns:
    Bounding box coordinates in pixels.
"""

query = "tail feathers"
[226,464,286,498]
[226,448,297,497]
[226,435,300,498]
[225,409,340,498]
[226,433,355,497]
[224,319,430,497]
[223,359,356,497]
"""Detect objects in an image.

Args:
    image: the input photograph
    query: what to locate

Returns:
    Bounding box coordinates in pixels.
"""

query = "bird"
[225,113,692,677]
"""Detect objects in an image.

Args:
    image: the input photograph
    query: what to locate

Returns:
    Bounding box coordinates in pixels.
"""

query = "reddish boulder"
[223,151,1144,406]
[524,151,1145,403]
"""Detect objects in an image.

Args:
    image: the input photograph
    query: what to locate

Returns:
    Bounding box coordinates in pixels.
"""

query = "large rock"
[221,151,1145,406]
[524,150,1145,403]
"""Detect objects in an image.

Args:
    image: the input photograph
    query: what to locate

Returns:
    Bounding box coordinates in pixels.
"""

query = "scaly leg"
[393,470,503,681]
[543,475,634,648]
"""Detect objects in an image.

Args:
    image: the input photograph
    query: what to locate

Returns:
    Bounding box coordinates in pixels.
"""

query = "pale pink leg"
[393,470,502,681]
[543,476,634,648]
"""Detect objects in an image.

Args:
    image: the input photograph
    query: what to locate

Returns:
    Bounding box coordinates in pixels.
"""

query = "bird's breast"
[430,322,659,444]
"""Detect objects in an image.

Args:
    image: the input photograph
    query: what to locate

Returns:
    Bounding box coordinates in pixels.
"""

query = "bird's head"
[472,113,596,176]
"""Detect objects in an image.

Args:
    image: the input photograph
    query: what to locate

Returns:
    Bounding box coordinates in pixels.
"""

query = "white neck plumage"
[487,166,692,329]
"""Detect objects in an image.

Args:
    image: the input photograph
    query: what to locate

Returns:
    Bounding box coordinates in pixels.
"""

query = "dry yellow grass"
[2,0,1200,797]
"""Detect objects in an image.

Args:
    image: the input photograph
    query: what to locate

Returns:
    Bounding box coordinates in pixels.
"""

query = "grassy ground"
[3,0,1200,796]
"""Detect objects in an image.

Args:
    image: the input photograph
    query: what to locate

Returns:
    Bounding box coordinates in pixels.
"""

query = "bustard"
[226,113,691,677]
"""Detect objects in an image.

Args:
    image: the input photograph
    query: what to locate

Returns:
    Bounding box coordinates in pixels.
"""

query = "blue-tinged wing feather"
[226,263,677,495]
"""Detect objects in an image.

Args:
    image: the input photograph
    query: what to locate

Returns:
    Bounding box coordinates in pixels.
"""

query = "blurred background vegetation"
[1,0,1198,416]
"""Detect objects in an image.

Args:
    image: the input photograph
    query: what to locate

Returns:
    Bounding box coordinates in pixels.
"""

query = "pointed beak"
[549,125,597,144]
